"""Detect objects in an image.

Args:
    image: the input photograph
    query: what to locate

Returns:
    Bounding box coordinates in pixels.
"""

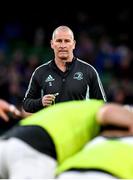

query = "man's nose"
[60,41,66,47]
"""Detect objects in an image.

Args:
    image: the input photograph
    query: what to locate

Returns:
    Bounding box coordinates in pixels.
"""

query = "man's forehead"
[53,29,74,40]
[54,32,73,40]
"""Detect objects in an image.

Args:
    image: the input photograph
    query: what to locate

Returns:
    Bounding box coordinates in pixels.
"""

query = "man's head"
[51,26,76,62]
[97,103,133,137]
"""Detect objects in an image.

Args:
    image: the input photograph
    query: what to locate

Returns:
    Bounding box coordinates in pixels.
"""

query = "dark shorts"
[2,125,56,159]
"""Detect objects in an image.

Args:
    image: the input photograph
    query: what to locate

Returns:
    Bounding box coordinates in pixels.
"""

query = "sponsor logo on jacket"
[45,75,55,82]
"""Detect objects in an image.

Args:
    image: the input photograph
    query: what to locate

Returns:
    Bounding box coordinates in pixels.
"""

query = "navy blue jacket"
[23,58,106,112]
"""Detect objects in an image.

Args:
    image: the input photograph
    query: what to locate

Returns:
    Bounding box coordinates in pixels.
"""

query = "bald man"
[23,25,106,113]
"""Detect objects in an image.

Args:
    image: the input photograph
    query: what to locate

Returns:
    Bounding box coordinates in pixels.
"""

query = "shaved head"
[52,26,74,40]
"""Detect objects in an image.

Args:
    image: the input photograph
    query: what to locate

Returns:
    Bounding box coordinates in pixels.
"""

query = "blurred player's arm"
[0,99,22,122]
[21,108,33,118]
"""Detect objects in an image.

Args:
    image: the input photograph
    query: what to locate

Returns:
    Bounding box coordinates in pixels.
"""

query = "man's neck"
[55,61,67,72]
[55,56,74,72]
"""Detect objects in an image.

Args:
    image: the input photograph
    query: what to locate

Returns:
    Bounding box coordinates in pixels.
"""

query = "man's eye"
[56,40,62,42]
[65,39,71,42]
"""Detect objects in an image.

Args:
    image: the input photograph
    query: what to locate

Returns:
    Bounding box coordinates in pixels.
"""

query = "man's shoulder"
[35,60,52,72]
[76,58,97,71]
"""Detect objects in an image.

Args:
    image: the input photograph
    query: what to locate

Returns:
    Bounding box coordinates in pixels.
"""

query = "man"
[0,99,133,179]
[23,25,106,113]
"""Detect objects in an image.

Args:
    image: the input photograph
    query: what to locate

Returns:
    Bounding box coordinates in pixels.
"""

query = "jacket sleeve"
[89,68,107,102]
[23,70,44,113]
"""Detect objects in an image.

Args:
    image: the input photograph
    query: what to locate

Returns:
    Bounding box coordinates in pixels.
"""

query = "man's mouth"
[59,50,68,52]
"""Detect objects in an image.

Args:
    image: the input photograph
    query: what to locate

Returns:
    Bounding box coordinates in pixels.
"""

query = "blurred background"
[0,2,132,110]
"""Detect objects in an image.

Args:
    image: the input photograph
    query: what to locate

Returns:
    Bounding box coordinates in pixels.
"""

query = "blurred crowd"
[0,10,133,110]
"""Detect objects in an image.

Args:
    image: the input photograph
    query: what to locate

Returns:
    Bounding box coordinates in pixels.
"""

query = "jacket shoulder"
[76,58,97,72]
[34,60,52,73]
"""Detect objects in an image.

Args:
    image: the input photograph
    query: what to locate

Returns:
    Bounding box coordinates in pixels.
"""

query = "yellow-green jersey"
[20,99,104,164]
[57,136,133,179]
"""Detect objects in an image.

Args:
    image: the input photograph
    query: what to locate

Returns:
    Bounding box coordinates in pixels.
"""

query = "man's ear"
[73,40,76,50]
[50,40,54,49]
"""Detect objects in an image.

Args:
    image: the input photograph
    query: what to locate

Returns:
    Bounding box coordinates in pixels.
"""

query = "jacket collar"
[50,57,76,72]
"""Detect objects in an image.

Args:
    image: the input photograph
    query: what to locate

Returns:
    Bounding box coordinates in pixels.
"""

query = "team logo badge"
[73,72,83,80]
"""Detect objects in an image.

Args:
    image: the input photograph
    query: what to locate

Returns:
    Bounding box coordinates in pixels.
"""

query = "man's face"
[51,30,76,60]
